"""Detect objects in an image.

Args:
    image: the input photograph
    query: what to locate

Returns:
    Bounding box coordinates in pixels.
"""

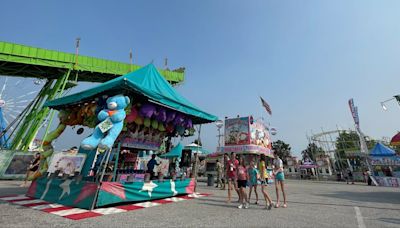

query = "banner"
[122,137,163,151]
[224,117,250,146]
[348,98,360,127]
[47,152,87,176]
[0,150,36,179]
[250,120,272,150]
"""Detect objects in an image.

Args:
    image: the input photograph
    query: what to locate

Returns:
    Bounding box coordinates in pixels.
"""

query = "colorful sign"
[122,136,163,151]
[155,158,170,176]
[250,120,272,149]
[369,156,400,166]
[216,145,272,156]
[224,117,250,145]
[0,150,36,179]
[375,177,400,187]
[47,152,87,176]
[348,98,359,127]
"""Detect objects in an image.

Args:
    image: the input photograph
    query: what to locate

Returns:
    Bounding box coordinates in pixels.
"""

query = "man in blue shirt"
[147,154,159,180]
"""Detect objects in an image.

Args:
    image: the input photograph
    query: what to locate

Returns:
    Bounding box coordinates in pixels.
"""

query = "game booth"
[299,158,318,180]
[25,64,217,209]
[368,142,400,187]
[205,116,274,183]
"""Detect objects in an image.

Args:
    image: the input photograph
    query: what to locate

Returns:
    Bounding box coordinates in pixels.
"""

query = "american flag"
[260,96,272,115]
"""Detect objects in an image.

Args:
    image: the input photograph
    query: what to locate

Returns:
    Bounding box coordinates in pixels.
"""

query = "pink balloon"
[126,107,138,123]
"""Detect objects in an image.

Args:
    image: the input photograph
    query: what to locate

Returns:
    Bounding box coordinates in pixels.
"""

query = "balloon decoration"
[126,106,138,123]
[119,101,197,138]
[134,116,144,125]
[144,118,151,127]
[151,119,159,129]
[140,104,156,118]
[166,111,176,123]
[155,107,167,122]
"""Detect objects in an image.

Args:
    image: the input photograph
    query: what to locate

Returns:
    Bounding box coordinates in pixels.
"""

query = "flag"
[260,96,272,115]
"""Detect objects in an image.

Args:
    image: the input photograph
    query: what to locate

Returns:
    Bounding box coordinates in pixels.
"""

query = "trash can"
[207,174,214,186]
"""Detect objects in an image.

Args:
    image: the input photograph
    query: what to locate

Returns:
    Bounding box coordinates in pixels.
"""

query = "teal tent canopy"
[160,143,183,158]
[370,142,396,156]
[45,64,217,124]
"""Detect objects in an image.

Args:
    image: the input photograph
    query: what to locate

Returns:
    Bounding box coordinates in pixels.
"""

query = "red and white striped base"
[0,193,210,220]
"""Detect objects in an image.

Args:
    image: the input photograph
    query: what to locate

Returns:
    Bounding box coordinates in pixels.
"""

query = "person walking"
[226,152,240,203]
[22,152,41,187]
[259,154,273,210]
[215,159,223,188]
[247,160,259,204]
[273,151,287,208]
[237,157,249,209]
[346,168,354,184]
[221,153,229,190]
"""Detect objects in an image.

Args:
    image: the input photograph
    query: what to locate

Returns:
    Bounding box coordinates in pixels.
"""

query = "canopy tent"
[45,64,217,124]
[370,142,396,156]
[390,132,400,146]
[184,143,211,155]
[160,143,183,158]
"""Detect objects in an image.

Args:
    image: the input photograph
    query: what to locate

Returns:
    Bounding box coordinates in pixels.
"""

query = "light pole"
[215,120,224,148]
[381,95,400,111]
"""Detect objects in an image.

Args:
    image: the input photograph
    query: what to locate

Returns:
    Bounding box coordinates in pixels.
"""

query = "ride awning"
[370,142,396,156]
[160,143,183,158]
[45,64,217,124]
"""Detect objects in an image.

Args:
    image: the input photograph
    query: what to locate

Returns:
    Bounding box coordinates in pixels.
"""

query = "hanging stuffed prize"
[140,103,156,118]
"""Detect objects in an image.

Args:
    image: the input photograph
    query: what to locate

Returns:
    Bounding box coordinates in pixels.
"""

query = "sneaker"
[282,204,287,208]
[268,203,273,210]
[244,203,249,209]
[255,201,259,205]
[238,204,243,209]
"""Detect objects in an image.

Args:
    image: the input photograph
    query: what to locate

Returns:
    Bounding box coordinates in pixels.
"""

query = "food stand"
[25,64,217,209]
[205,116,274,183]
[368,142,400,187]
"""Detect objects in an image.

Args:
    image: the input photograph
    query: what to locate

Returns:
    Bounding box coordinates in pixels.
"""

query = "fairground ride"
[0,41,185,151]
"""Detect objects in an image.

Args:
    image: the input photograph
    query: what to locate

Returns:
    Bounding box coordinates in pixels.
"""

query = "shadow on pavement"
[198,202,267,211]
[288,200,400,211]
[316,191,400,204]
[378,218,400,225]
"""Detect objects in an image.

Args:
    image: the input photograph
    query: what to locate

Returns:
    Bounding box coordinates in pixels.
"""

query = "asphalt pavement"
[0,180,399,228]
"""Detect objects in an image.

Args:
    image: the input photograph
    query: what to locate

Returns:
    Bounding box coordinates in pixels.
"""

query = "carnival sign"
[216,144,272,156]
[250,120,272,149]
[224,117,250,145]
[122,137,162,151]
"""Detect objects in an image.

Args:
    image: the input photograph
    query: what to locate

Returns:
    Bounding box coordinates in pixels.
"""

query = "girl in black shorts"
[237,157,249,209]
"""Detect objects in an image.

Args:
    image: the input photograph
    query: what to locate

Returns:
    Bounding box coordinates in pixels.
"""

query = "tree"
[334,131,376,170]
[301,143,324,161]
[272,140,292,165]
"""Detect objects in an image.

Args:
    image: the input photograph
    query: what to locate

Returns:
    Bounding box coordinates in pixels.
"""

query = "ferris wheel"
[0,76,41,148]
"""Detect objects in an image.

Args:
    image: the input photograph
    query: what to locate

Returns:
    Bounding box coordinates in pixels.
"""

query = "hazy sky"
[1,1,400,156]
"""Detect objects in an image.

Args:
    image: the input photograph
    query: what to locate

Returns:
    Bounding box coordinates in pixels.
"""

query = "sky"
[1,0,400,157]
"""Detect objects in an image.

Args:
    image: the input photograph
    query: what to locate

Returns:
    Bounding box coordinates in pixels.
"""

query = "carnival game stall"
[205,116,274,183]
[299,158,318,180]
[26,64,217,209]
[369,142,400,187]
